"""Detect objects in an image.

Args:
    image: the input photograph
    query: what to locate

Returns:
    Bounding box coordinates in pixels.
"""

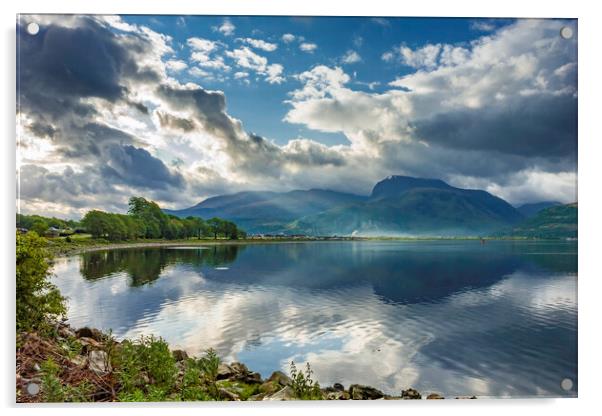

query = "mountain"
[285,176,524,236]
[499,203,577,239]
[164,189,367,233]
[167,175,527,236]
[516,201,562,218]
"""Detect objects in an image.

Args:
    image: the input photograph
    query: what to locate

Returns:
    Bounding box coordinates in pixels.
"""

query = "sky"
[16,15,578,218]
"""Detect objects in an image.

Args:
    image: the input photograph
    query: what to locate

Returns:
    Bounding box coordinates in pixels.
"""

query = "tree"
[207,218,224,239]
[16,232,65,331]
[30,219,49,235]
[82,210,109,239]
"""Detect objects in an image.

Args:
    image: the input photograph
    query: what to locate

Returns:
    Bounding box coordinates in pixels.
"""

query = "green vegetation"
[497,203,577,239]
[16,232,65,332]
[17,196,246,243]
[289,361,322,400]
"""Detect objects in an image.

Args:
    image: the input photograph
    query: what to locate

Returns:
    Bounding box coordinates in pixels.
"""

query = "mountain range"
[165,175,556,236]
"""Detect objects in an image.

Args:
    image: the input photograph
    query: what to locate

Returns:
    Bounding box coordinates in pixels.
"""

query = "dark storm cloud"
[412,94,577,159]
[101,145,185,190]
[17,16,188,201]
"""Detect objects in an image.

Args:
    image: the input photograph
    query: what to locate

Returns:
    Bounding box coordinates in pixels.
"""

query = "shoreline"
[47,235,569,257]
[17,322,459,402]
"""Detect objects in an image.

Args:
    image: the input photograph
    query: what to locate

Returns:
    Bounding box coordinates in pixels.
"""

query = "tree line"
[17,197,246,241]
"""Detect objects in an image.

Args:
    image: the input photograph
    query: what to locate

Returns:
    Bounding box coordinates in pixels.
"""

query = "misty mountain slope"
[516,201,562,218]
[165,189,367,233]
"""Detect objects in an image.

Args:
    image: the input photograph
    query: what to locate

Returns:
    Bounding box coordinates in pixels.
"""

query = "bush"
[16,231,65,332]
[289,361,322,400]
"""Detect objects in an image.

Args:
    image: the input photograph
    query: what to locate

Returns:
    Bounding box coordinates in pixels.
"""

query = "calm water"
[52,240,577,398]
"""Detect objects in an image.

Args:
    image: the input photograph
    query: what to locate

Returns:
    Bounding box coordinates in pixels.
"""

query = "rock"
[218,387,241,401]
[267,370,292,387]
[238,371,262,384]
[262,385,296,401]
[248,393,267,401]
[88,350,111,375]
[216,363,235,380]
[58,325,76,339]
[349,384,384,400]
[455,395,477,399]
[32,363,41,372]
[259,381,281,395]
[76,327,103,342]
[333,382,345,391]
[26,382,40,396]
[230,362,249,374]
[401,388,422,400]
[326,390,350,400]
[78,336,102,351]
[427,393,444,400]
[69,355,87,367]
[172,349,189,362]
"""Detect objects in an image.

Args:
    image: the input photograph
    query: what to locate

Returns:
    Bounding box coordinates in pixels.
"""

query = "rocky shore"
[16,322,475,402]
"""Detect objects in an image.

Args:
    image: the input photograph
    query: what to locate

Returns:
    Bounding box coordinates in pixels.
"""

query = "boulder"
[427,393,444,400]
[76,327,103,342]
[401,388,422,400]
[349,384,384,400]
[78,337,102,353]
[262,385,296,401]
[333,382,345,391]
[88,350,111,375]
[259,381,281,395]
[326,390,350,400]
[172,349,189,362]
[58,325,76,339]
[229,362,249,374]
[267,370,292,387]
[218,387,241,401]
[216,363,235,380]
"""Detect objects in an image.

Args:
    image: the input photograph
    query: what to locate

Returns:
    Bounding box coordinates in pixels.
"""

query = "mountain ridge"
[165,175,528,236]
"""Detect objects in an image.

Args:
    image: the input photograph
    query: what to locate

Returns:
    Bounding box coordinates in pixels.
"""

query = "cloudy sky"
[16,15,577,218]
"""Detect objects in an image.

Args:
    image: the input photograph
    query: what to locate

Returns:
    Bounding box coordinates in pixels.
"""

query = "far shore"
[46,234,570,257]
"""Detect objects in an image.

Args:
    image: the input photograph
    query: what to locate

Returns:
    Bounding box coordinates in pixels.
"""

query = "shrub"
[289,361,322,400]
[16,231,65,332]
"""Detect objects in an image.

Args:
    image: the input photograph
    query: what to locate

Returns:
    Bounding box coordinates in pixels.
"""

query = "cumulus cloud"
[216,18,235,36]
[225,46,285,84]
[16,16,578,218]
[237,37,278,52]
[341,50,362,64]
[284,19,578,203]
[299,42,318,53]
[281,33,296,43]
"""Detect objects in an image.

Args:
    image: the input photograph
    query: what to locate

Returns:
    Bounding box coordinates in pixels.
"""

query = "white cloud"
[216,18,235,36]
[234,71,249,79]
[399,44,442,69]
[282,33,296,43]
[191,52,231,71]
[165,59,188,72]
[266,64,285,84]
[226,46,268,72]
[238,37,278,52]
[300,42,318,53]
[381,51,394,62]
[186,37,217,53]
[341,50,362,64]
[225,46,284,84]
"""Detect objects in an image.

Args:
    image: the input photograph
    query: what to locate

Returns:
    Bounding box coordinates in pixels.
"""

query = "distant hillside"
[500,203,577,239]
[285,176,524,236]
[167,175,526,236]
[516,201,562,218]
[165,189,367,233]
